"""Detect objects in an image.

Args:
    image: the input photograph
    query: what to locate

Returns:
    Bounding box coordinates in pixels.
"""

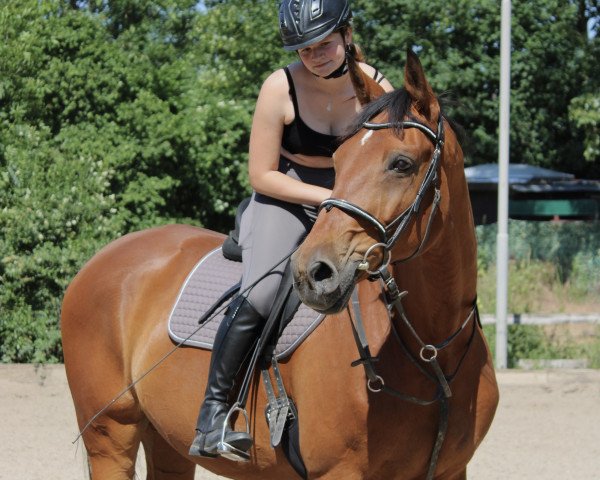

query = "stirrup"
[217,402,252,462]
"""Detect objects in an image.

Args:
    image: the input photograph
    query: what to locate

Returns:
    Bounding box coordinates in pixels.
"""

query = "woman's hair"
[339,26,365,63]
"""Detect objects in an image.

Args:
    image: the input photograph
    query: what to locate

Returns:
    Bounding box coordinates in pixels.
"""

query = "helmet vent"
[279,0,351,51]
[310,0,323,19]
[291,0,300,26]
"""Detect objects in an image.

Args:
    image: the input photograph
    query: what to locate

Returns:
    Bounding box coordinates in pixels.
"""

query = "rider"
[189,0,393,460]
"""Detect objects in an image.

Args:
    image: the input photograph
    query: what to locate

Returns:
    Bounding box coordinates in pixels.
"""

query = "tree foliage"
[352,0,600,176]
[0,0,598,362]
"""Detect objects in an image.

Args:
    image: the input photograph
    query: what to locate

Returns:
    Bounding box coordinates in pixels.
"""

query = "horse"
[61,50,498,480]
[290,49,499,478]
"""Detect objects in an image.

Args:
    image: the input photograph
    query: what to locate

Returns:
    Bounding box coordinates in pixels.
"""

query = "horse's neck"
[393,220,477,345]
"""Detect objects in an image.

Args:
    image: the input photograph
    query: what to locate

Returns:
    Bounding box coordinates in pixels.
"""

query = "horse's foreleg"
[82,414,144,479]
[141,423,196,480]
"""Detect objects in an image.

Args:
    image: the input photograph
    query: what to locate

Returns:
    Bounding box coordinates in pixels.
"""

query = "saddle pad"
[168,246,325,359]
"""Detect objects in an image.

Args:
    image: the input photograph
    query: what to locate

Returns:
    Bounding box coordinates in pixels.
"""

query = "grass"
[477,259,600,368]
[475,220,600,314]
[475,227,600,369]
[477,259,600,315]
[482,323,600,369]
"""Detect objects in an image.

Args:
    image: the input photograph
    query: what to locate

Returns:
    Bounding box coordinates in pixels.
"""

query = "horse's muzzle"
[291,252,358,314]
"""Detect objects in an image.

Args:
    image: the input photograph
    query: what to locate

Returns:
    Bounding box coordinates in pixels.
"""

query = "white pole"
[496,0,511,369]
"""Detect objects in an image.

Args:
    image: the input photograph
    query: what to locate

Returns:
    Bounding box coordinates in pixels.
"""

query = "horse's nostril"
[311,261,333,282]
[306,258,339,295]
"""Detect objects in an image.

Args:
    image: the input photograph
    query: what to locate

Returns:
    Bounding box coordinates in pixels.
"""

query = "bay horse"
[61,50,498,480]
[291,49,499,478]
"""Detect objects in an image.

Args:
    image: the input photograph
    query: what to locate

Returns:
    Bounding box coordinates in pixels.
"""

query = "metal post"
[496,0,512,369]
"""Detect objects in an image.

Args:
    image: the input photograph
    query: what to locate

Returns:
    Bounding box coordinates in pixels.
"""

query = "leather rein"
[320,115,479,480]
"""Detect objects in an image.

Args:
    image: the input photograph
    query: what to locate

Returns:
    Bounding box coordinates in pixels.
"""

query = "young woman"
[189,0,393,460]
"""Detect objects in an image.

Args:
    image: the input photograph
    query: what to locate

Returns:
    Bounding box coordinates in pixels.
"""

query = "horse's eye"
[387,155,414,174]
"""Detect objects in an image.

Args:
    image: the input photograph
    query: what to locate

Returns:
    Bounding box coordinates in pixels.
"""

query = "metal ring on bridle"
[367,375,385,393]
[357,242,390,275]
[419,344,438,362]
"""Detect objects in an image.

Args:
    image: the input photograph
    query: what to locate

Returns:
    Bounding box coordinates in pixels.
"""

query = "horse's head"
[292,50,470,313]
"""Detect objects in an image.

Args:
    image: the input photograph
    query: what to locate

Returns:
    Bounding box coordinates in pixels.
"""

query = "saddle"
[221,196,250,262]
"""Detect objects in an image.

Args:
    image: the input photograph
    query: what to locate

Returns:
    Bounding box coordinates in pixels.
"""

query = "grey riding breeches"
[238,156,335,318]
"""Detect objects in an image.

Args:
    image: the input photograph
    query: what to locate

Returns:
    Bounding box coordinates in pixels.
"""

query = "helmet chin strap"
[321,59,348,79]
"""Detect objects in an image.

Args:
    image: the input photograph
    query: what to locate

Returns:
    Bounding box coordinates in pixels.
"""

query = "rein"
[322,115,476,480]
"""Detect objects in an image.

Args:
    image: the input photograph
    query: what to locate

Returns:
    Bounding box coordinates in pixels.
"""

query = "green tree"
[353,0,599,177]
[0,0,251,361]
[0,0,290,362]
[1,0,599,363]
[569,1,600,168]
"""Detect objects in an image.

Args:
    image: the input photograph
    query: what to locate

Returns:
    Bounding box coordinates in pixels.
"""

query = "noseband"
[321,114,445,268]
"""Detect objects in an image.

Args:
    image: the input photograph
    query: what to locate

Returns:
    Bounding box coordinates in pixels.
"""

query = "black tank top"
[281,67,339,157]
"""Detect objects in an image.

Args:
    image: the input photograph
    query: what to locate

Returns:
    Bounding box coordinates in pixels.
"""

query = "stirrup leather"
[262,356,296,448]
[216,402,251,462]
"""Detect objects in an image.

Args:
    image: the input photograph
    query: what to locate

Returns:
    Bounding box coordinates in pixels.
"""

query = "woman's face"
[297,31,349,76]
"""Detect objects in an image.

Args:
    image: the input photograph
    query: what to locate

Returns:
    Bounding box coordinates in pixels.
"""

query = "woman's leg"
[190,156,333,460]
[190,194,311,460]
[189,295,263,459]
[239,193,312,318]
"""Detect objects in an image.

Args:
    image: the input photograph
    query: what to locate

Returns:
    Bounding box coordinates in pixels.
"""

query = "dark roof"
[465,163,600,223]
[512,180,600,194]
[465,163,574,185]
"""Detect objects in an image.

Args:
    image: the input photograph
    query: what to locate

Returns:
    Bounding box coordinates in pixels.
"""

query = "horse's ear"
[404,48,440,121]
[347,44,385,106]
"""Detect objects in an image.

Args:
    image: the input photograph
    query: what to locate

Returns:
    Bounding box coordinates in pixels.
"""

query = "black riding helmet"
[279,0,352,51]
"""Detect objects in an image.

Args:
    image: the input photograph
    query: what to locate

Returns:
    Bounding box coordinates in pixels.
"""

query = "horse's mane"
[344,89,413,139]
[343,88,465,144]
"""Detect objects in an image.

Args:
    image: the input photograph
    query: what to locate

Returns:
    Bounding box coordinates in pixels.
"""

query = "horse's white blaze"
[360,130,374,146]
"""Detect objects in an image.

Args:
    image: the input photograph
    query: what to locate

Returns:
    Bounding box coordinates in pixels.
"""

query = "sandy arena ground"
[0,364,598,479]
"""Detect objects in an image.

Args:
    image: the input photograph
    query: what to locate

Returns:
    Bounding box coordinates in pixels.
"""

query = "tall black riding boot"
[189,296,264,459]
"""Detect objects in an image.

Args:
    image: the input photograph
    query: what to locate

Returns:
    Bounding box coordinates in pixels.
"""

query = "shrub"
[482,324,600,369]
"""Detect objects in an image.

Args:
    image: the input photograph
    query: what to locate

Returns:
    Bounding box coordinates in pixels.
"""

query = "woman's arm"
[248,70,332,206]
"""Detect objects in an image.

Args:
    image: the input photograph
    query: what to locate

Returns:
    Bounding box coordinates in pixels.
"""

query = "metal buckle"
[367,375,385,393]
[262,358,295,448]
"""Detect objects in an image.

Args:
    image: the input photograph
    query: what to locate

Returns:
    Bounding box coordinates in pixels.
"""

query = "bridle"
[321,114,445,267]
[320,113,456,388]
[320,114,478,480]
